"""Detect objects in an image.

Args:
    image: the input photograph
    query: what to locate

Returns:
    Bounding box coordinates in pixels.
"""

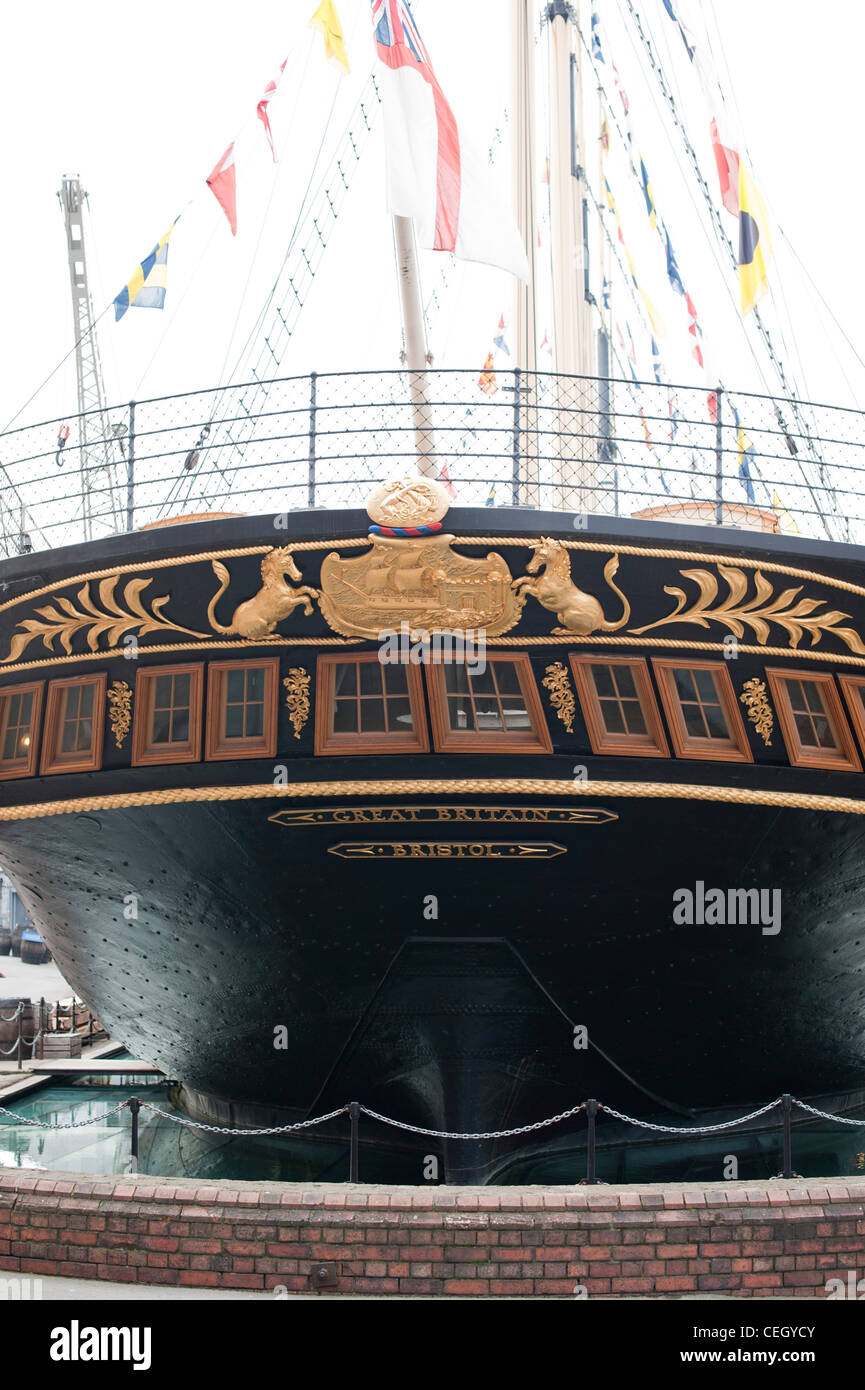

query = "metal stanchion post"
[349,1101,360,1183]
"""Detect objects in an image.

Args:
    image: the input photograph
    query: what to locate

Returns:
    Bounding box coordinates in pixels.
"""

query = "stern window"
[41,675,106,775]
[653,660,752,763]
[0,682,43,779]
[767,669,860,772]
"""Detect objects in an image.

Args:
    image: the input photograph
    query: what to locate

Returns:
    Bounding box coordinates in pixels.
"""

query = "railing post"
[126,400,136,534]
[714,385,724,525]
[512,366,522,505]
[779,1093,796,1179]
[16,1004,22,1071]
[584,1098,601,1184]
[39,998,45,1060]
[348,1101,360,1183]
[129,1097,141,1174]
[308,372,317,510]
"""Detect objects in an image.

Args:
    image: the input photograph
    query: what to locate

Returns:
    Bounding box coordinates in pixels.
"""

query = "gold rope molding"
[1,777,865,824]
[3,634,865,679]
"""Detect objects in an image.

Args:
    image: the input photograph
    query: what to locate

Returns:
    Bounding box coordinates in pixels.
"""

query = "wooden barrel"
[0,999,37,1047]
[0,925,10,956]
[20,934,48,965]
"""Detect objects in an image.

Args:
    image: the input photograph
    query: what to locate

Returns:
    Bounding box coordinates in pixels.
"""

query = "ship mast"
[544,1,598,511]
[511,0,540,506]
[57,176,122,539]
[392,216,436,479]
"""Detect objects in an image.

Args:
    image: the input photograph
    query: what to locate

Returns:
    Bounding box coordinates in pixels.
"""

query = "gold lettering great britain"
[269,805,618,827]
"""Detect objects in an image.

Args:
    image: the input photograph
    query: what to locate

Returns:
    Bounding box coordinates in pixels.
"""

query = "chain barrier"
[0,1005,23,1024]
[793,1098,865,1127]
[0,1092,860,1139]
[357,1101,586,1141]
[598,1098,784,1135]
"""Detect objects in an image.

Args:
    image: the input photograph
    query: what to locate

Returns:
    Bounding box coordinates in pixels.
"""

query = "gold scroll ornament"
[283,668,311,739]
[739,678,774,747]
[106,681,132,749]
[542,661,576,733]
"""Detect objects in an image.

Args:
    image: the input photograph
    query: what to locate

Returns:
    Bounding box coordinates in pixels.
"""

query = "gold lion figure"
[208,547,318,639]
[512,538,631,634]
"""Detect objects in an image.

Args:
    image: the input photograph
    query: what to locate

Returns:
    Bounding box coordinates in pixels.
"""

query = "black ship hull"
[3,505,865,1180]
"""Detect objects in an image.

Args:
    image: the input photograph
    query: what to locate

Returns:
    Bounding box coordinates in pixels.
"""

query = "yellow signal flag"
[772,490,800,536]
[309,0,350,75]
[738,161,772,315]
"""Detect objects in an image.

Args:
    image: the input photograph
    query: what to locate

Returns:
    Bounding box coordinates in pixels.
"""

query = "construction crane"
[57,176,124,539]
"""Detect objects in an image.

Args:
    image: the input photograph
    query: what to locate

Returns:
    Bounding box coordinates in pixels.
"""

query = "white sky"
[1,0,863,431]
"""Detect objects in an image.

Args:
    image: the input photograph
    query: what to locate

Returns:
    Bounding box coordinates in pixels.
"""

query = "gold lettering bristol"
[327,842,568,860]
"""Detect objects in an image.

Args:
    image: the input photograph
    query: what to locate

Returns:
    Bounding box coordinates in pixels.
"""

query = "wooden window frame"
[570,655,669,758]
[0,681,44,780]
[427,653,552,755]
[767,668,860,772]
[315,653,429,756]
[653,659,753,764]
[132,664,204,767]
[205,658,279,762]
[839,675,865,761]
[40,674,107,776]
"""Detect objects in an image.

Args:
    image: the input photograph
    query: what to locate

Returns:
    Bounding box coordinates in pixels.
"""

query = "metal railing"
[0,370,862,557]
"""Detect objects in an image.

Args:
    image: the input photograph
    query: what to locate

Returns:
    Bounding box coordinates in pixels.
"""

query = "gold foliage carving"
[541,661,576,733]
[739,678,774,747]
[283,667,311,739]
[0,576,209,665]
[631,564,865,655]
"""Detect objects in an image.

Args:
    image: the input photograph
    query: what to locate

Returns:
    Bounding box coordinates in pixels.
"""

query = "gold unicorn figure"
[207,548,318,639]
[512,539,630,634]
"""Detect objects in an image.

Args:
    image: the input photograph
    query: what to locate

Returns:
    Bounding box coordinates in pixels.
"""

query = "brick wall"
[0,1173,863,1296]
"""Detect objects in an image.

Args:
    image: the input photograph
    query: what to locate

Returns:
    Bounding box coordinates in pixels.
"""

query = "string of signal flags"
[113,2,350,321]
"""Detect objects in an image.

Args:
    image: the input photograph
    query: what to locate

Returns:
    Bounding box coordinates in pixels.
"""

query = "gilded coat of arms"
[318,535,525,639]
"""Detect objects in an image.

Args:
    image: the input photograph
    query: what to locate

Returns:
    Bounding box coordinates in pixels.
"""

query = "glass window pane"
[65,686,80,720]
[77,719,92,751]
[245,704,264,738]
[2,729,16,760]
[173,674,190,707]
[475,703,504,730]
[591,665,615,698]
[704,705,729,740]
[682,705,706,738]
[246,669,265,702]
[793,712,813,744]
[152,711,171,744]
[802,682,825,715]
[20,692,32,724]
[7,694,21,726]
[614,667,637,700]
[787,681,805,712]
[360,701,386,733]
[812,716,836,750]
[386,698,413,730]
[170,710,189,743]
[225,704,244,739]
[673,669,697,703]
[493,662,521,695]
[154,674,172,708]
[694,670,718,704]
[448,697,471,730]
[226,670,245,703]
[501,701,530,730]
[383,664,409,695]
[359,663,383,696]
[444,665,470,696]
[470,666,496,695]
[333,700,357,733]
[601,700,625,734]
[334,664,357,697]
[623,703,647,736]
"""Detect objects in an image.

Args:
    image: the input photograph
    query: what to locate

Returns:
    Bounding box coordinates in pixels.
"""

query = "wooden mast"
[393,215,436,479]
[545,1,598,512]
[511,0,540,506]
